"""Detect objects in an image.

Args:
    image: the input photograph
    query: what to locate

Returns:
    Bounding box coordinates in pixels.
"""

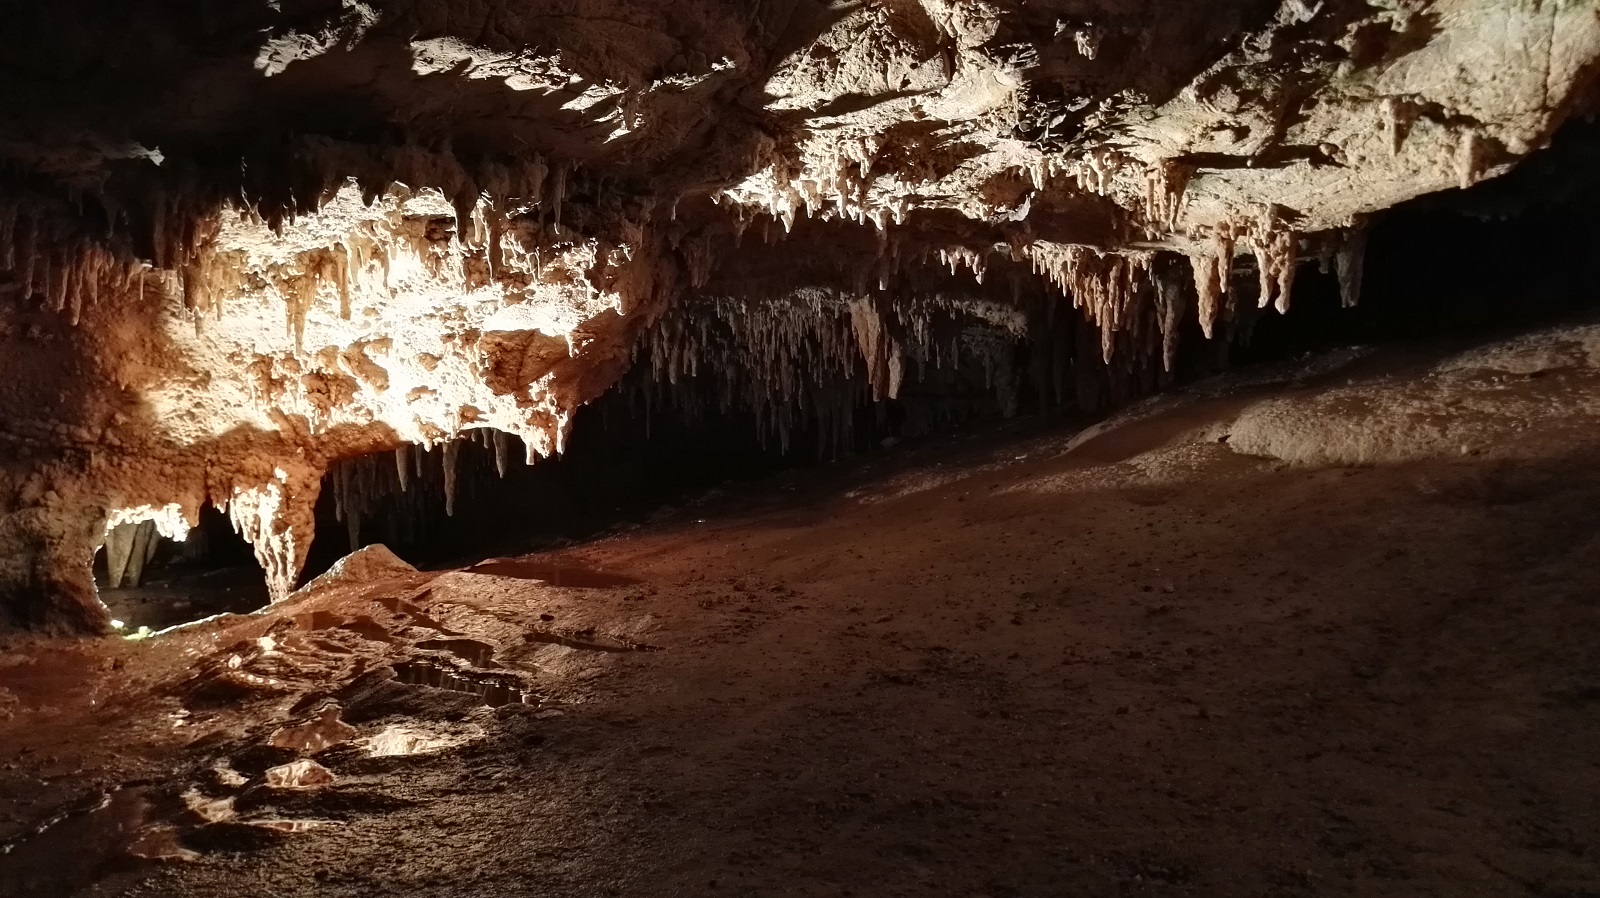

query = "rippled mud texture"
[3,0,1599,627]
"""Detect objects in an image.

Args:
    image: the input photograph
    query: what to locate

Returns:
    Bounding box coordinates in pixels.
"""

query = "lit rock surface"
[263,759,337,790]
[1,0,1598,629]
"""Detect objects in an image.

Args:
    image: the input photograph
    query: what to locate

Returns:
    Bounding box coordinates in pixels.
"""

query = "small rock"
[269,707,357,753]
[264,759,336,789]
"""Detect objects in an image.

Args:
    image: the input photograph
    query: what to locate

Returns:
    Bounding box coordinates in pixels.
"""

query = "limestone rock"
[263,759,336,790]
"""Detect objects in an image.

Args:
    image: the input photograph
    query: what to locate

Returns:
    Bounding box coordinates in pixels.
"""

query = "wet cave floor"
[3,329,1600,898]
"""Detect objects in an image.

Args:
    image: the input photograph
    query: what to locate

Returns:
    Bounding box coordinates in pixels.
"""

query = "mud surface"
[2,332,1600,898]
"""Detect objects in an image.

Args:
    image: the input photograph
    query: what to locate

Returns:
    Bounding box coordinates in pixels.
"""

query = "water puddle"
[269,708,358,753]
[181,788,236,824]
[337,616,399,644]
[98,564,271,633]
[465,559,639,588]
[522,630,660,653]
[294,610,344,630]
[376,593,461,635]
[0,648,99,711]
[264,759,335,789]
[0,786,160,892]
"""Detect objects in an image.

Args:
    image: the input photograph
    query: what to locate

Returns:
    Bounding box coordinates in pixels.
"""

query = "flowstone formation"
[1,0,1597,630]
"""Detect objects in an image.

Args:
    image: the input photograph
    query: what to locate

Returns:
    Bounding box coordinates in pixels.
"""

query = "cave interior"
[3,1,1600,895]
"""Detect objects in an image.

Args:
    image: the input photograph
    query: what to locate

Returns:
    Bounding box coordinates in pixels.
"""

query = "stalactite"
[1191,255,1218,339]
[1145,160,1195,230]
[0,143,625,354]
[493,430,511,478]
[1072,148,1127,197]
[0,196,148,324]
[938,246,989,284]
[346,496,362,550]
[1246,209,1298,315]
[103,520,160,589]
[633,282,1062,454]
[848,298,904,401]
[226,474,305,602]
[1455,129,1486,190]
[1379,97,1412,156]
[1333,227,1367,308]
[1188,222,1235,340]
[1027,242,1152,363]
[334,242,352,318]
[682,233,716,289]
[326,432,525,551]
[443,441,460,517]
[551,164,568,231]
[1154,267,1187,373]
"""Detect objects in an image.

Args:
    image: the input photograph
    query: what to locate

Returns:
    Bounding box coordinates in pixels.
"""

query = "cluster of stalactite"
[620,278,1206,456]
[0,133,1374,625]
[1186,217,1368,339]
[0,192,152,325]
[626,215,1364,457]
[101,520,160,589]
[717,138,1197,242]
[629,289,1044,455]
[689,173,1370,428]
[0,137,605,321]
[327,431,522,554]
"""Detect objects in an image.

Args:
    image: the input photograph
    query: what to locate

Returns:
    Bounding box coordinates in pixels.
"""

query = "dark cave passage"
[127,119,1600,622]
[1234,118,1600,364]
[92,505,268,632]
[292,123,1600,582]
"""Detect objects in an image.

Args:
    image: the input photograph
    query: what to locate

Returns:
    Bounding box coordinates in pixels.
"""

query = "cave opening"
[1233,118,1600,364]
[92,505,269,633]
[106,118,1600,627]
[290,123,1600,588]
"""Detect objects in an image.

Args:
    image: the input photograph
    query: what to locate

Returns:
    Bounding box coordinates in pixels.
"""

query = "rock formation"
[1,0,1597,630]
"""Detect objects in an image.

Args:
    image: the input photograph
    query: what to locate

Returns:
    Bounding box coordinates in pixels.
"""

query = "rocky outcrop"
[2,0,1598,630]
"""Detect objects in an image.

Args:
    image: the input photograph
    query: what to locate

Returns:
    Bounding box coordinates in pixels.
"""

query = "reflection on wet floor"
[249,819,339,834]
[0,649,96,712]
[97,565,270,631]
[464,558,639,587]
[0,786,161,893]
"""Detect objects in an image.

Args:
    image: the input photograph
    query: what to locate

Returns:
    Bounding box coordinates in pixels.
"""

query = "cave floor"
[3,344,1600,898]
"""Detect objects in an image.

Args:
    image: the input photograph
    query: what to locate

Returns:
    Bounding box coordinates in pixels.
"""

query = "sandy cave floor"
[2,333,1600,897]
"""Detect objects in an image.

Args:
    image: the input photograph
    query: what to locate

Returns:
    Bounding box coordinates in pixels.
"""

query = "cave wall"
[1,0,1597,630]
